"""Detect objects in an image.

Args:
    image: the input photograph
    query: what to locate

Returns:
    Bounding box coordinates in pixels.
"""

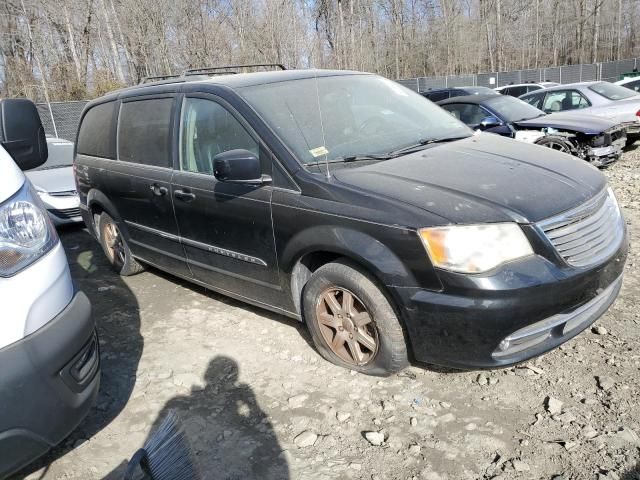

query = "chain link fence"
[36,101,88,142]
[398,57,640,92]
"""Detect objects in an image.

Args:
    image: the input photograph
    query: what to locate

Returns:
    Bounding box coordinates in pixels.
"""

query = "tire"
[302,259,408,376]
[534,135,574,154]
[97,212,144,276]
[625,136,638,148]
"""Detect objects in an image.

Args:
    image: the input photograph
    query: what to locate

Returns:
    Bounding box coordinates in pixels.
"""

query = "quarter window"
[180,98,258,175]
[77,101,117,158]
[118,98,173,167]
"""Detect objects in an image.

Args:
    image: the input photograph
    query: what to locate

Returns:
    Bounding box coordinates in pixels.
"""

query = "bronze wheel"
[315,287,379,366]
[101,218,125,265]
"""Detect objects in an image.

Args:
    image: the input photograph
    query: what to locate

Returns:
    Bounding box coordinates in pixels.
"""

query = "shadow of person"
[107,356,289,480]
[12,224,143,478]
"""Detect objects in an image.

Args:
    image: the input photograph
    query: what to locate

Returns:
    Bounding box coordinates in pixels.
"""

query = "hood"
[332,133,605,225]
[24,166,75,194]
[0,146,25,202]
[514,112,618,134]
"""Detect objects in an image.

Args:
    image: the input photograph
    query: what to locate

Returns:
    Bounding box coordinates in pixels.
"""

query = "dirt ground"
[16,147,640,480]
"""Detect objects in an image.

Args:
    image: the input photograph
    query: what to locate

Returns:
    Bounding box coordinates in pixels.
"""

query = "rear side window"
[77,102,117,158]
[118,98,173,167]
[423,91,449,102]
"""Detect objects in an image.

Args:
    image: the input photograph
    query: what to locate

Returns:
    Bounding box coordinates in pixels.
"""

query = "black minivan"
[75,67,627,376]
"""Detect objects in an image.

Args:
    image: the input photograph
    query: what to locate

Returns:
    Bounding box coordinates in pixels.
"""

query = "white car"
[520,81,640,145]
[494,82,559,97]
[0,99,99,477]
[25,137,82,226]
[615,76,640,93]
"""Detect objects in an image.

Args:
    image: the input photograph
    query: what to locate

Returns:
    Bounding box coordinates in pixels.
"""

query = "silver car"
[24,137,81,226]
[520,81,640,144]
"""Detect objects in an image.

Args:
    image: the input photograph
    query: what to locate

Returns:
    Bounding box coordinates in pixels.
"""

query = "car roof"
[616,77,640,85]
[437,94,499,105]
[106,69,370,98]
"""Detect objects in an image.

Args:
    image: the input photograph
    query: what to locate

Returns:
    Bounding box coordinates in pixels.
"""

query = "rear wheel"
[534,136,574,154]
[302,259,408,376]
[98,213,144,276]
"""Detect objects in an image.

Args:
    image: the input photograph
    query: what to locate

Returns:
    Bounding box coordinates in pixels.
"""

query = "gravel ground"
[15,147,640,480]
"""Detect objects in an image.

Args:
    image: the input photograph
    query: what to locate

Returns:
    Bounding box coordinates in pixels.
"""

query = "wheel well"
[89,203,105,237]
[290,251,342,315]
[290,250,415,361]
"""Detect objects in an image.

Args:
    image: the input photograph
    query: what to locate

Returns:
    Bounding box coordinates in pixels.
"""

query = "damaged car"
[437,94,626,167]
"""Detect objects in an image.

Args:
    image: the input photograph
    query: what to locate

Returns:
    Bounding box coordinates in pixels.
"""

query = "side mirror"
[213,149,269,184]
[479,116,502,130]
[0,99,48,170]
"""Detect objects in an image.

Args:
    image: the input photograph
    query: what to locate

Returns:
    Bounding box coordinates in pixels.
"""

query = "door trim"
[125,220,269,267]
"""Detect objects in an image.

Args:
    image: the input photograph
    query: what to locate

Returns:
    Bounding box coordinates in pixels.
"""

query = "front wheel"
[534,135,574,154]
[98,213,144,276]
[302,259,408,376]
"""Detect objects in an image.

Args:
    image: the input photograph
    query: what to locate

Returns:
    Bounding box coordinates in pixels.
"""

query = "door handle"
[149,184,168,196]
[174,189,196,201]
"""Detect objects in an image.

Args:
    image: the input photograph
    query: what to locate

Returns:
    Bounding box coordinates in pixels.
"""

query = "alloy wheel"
[315,287,379,366]
[103,219,126,265]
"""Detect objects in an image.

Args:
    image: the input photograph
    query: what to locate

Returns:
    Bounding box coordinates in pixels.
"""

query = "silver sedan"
[519,81,640,144]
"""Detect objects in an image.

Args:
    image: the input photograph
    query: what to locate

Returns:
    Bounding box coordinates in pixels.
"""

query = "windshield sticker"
[309,146,329,157]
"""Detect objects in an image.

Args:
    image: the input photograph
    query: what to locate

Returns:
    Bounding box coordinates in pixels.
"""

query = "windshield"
[484,95,545,122]
[31,139,74,170]
[239,74,472,167]
[588,82,638,101]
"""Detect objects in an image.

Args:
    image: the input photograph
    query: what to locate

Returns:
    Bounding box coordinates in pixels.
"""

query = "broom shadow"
[106,355,289,480]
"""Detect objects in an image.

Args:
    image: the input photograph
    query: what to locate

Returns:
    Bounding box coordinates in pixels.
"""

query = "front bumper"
[621,121,640,136]
[0,291,100,478]
[394,235,627,369]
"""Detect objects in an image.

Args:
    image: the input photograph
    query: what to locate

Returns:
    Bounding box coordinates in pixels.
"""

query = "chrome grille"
[537,188,624,268]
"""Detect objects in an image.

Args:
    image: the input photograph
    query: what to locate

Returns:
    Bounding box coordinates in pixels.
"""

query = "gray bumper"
[0,291,100,478]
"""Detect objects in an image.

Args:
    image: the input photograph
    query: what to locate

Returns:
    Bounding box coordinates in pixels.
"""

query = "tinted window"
[588,82,638,100]
[525,85,542,93]
[118,98,173,167]
[77,101,117,158]
[505,86,527,97]
[621,79,640,93]
[180,98,258,175]
[422,91,449,102]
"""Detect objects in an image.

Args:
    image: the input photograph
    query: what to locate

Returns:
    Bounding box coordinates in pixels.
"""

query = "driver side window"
[180,97,258,175]
[442,103,489,127]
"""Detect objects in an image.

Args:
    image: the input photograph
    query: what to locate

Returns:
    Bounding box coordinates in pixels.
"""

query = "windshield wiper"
[387,135,471,156]
[327,153,397,164]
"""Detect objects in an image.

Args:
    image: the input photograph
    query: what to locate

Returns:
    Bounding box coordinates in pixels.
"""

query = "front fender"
[85,189,131,239]
[281,225,419,288]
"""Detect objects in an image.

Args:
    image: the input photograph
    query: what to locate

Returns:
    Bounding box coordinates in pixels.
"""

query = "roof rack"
[183,63,287,76]
[139,74,182,84]
[138,64,287,85]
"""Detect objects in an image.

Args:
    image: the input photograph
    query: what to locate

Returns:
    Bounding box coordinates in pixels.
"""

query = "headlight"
[591,135,606,147]
[418,223,534,273]
[0,181,58,277]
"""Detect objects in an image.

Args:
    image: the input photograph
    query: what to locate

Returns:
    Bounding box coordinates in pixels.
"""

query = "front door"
[107,95,189,276]
[171,95,280,301]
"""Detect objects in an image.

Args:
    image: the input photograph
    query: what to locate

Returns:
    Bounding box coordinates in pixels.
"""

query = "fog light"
[498,339,510,352]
